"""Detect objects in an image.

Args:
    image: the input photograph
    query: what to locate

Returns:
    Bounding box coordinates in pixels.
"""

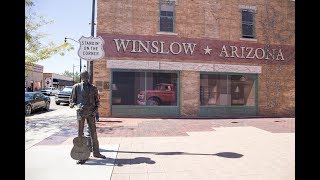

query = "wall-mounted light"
[240,76,246,82]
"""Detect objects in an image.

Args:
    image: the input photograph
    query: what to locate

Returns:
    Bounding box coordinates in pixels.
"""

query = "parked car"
[55,86,73,105]
[41,87,59,96]
[25,92,51,116]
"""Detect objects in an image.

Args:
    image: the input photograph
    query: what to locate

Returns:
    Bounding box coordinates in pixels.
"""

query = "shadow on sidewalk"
[100,149,243,158]
[78,149,242,166]
[79,156,155,166]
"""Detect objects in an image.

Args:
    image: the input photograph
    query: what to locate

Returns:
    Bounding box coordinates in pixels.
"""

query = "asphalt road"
[25,96,77,150]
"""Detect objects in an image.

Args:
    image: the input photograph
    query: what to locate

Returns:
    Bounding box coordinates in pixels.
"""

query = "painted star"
[204,46,212,55]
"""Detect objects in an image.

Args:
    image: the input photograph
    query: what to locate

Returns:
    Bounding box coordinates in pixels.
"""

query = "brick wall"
[96,0,295,117]
[92,60,111,117]
[180,71,200,117]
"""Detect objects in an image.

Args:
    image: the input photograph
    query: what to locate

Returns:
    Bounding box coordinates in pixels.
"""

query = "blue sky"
[32,0,97,74]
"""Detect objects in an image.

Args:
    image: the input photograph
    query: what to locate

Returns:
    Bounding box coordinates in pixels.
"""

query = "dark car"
[25,92,51,116]
[55,86,73,105]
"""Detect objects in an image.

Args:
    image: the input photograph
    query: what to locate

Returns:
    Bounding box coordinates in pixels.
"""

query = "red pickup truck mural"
[137,83,176,106]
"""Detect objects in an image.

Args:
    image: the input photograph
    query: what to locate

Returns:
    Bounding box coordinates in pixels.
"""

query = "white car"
[41,87,59,96]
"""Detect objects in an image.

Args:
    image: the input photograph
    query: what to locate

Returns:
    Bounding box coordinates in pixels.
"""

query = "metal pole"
[91,0,95,37]
[88,0,95,84]
[73,64,75,84]
[80,58,82,82]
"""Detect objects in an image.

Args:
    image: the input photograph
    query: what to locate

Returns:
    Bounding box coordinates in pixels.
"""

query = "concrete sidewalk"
[25,118,295,180]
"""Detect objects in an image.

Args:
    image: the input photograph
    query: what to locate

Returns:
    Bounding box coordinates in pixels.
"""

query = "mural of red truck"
[137,83,176,106]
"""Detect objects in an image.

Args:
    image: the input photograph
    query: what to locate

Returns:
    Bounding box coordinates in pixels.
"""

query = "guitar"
[70,136,90,161]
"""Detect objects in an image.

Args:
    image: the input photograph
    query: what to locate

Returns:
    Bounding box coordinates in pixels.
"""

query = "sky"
[31,0,97,74]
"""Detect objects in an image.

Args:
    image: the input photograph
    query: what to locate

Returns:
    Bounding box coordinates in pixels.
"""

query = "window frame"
[111,69,179,107]
[159,0,176,33]
[199,73,258,107]
[241,9,255,39]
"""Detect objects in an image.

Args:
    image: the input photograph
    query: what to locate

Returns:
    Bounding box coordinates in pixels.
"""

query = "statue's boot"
[76,159,87,164]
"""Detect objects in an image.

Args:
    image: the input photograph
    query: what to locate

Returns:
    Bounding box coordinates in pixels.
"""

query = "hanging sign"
[78,36,105,61]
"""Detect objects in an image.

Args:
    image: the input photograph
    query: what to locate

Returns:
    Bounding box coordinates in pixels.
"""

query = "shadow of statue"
[80,149,242,166]
[115,157,155,166]
[80,156,155,166]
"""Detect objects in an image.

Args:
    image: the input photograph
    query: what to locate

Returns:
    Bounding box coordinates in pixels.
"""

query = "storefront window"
[112,71,178,106]
[200,74,255,106]
[230,75,255,106]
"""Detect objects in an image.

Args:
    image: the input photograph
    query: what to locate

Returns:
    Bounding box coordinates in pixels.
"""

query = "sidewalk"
[25,117,295,180]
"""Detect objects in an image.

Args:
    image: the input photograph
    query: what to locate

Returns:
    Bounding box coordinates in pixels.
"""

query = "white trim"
[240,38,257,42]
[107,60,261,74]
[156,32,178,36]
[160,0,178,5]
[239,5,257,11]
[160,62,214,72]
[107,60,159,70]
[215,64,261,74]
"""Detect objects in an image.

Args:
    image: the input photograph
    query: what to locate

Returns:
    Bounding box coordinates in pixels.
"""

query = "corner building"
[94,0,295,118]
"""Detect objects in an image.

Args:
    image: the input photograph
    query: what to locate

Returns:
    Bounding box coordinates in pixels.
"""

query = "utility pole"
[72,64,75,84]
[64,37,82,82]
[79,58,82,82]
[73,64,81,84]
[88,0,96,84]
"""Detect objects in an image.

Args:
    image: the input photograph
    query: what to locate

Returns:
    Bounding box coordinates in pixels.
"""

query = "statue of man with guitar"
[69,71,106,164]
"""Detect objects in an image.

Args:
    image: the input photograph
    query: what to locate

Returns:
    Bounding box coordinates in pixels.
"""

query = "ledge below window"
[240,38,257,42]
[157,32,178,36]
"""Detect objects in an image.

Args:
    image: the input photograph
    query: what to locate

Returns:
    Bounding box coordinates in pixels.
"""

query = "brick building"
[25,63,44,92]
[43,73,73,91]
[93,0,295,118]
[25,63,74,91]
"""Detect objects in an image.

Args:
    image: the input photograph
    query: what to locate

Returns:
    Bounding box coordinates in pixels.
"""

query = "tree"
[61,70,80,83]
[25,0,74,73]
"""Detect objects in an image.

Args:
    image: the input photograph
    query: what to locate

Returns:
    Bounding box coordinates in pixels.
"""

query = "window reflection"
[112,72,178,106]
[200,74,255,106]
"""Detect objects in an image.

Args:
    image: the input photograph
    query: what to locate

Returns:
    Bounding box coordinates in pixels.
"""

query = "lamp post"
[64,37,82,82]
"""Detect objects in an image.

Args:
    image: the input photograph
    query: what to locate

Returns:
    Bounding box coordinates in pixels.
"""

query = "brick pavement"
[31,118,295,180]
[95,117,294,137]
[36,117,294,145]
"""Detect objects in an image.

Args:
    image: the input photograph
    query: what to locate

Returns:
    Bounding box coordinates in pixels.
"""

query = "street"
[25,96,77,150]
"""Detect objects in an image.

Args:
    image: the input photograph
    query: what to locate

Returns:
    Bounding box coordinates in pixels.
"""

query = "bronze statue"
[69,71,106,164]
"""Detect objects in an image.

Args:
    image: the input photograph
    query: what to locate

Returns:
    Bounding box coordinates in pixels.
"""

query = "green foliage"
[61,70,80,83]
[25,0,74,68]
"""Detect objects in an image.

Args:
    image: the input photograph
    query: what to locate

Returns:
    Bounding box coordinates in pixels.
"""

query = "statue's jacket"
[70,82,99,118]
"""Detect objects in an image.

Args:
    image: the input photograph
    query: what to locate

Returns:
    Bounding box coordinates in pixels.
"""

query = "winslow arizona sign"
[78,36,105,61]
[98,33,295,64]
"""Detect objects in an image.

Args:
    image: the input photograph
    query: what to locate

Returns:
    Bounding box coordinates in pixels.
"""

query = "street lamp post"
[64,37,82,82]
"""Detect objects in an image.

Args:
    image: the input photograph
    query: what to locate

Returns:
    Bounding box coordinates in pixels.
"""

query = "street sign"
[78,36,105,61]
